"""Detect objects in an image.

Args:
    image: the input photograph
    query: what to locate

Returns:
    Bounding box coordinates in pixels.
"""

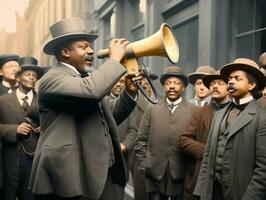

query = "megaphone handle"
[135,78,159,104]
[121,58,140,75]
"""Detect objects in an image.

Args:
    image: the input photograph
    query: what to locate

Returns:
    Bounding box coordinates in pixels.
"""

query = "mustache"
[211,89,220,94]
[167,90,177,94]
[84,54,94,62]
[227,85,236,92]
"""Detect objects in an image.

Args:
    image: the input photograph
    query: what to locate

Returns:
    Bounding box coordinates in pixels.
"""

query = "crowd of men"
[0,17,266,200]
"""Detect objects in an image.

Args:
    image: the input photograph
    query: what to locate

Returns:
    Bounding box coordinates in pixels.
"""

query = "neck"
[3,78,16,87]
[234,93,252,104]
[19,86,31,94]
[214,96,230,105]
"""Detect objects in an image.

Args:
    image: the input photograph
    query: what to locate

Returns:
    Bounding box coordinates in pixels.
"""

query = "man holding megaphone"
[29,17,143,200]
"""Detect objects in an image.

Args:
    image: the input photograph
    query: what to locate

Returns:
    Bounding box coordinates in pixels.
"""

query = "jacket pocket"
[42,144,82,195]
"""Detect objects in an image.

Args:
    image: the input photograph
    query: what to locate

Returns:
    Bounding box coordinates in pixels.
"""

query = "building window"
[234,0,266,59]
[103,9,116,47]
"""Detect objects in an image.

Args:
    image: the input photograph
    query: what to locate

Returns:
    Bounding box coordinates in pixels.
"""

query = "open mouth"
[228,85,236,93]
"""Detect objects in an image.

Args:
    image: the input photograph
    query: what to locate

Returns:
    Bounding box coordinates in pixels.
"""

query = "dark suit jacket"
[194,100,266,200]
[0,83,17,189]
[135,99,195,181]
[29,61,136,199]
[108,93,137,179]
[257,96,266,109]
[0,92,38,191]
[178,104,214,200]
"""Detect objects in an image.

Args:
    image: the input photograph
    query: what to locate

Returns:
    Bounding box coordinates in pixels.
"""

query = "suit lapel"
[8,92,26,122]
[210,103,231,156]
[227,100,257,140]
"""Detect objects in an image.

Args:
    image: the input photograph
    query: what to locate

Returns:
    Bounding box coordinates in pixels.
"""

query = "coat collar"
[227,99,257,140]
[55,62,81,77]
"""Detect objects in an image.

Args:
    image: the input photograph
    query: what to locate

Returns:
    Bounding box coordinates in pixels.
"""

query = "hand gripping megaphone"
[97,23,179,104]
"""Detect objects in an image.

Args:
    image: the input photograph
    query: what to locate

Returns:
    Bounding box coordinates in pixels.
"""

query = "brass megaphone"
[97,23,179,104]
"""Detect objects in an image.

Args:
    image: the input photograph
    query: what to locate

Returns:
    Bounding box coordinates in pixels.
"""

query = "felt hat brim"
[160,73,188,87]
[220,63,266,91]
[43,33,98,55]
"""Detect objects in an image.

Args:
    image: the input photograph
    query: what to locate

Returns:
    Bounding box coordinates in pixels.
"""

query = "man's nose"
[86,47,94,54]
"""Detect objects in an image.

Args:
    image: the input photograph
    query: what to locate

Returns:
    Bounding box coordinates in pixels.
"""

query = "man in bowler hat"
[135,66,196,200]
[194,58,266,199]
[188,66,216,107]
[0,56,43,200]
[29,17,141,200]
[178,70,230,200]
[0,54,21,95]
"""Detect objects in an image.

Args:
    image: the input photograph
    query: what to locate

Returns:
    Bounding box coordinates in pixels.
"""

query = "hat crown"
[195,66,216,74]
[50,17,86,39]
[19,57,38,67]
[232,58,259,69]
[163,66,184,75]
[0,54,20,67]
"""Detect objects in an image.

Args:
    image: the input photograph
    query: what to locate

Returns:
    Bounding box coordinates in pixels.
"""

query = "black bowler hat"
[202,70,225,89]
[0,54,20,68]
[43,17,98,55]
[17,57,44,79]
[160,66,188,86]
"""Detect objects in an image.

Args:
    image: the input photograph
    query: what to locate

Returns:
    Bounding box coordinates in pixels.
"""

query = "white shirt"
[166,97,182,113]
[16,88,33,106]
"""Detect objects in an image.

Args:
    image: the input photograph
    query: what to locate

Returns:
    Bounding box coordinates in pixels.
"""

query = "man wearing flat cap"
[135,66,196,200]
[178,70,230,200]
[194,58,266,199]
[29,17,142,200]
[0,54,21,95]
[188,66,216,107]
[257,52,266,107]
[0,56,43,200]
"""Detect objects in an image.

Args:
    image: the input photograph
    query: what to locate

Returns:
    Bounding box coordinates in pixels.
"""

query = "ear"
[0,69,3,76]
[61,48,70,58]
[248,82,256,91]
[16,76,21,82]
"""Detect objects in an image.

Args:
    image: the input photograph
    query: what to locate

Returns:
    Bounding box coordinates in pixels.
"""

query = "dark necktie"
[22,96,29,112]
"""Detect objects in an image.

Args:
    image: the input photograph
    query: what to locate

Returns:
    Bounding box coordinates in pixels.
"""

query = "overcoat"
[194,100,266,200]
[29,60,136,199]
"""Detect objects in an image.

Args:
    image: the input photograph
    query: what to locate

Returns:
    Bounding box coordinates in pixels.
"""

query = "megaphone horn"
[97,23,179,64]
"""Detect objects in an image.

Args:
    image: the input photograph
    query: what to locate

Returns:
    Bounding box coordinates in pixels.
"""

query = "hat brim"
[160,73,188,87]
[220,63,266,91]
[17,66,44,79]
[202,75,224,89]
[43,33,98,55]
[188,73,207,85]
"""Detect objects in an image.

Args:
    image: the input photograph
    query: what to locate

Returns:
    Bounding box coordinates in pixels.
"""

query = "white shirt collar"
[233,95,253,105]
[16,88,34,106]
[60,62,81,75]
[166,97,183,106]
[2,80,18,88]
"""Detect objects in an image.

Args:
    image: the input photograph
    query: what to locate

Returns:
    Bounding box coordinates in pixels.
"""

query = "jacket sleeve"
[121,112,137,152]
[39,59,127,110]
[135,105,151,170]
[0,124,18,143]
[178,108,205,160]
[193,119,214,196]
[242,110,266,200]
